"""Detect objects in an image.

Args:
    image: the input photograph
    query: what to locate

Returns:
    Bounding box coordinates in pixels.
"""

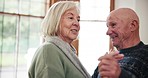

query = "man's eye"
[111,23,116,28]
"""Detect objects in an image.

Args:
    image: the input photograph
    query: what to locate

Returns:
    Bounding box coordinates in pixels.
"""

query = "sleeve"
[92,67,99,78]
[91,67,138,78]
[119,68,138,78]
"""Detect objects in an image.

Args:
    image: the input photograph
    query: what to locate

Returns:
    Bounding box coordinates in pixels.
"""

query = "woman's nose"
[73,19,79,26]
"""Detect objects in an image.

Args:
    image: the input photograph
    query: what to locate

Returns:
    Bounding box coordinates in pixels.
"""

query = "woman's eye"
[77,19,80,22]
[68,17,73,19]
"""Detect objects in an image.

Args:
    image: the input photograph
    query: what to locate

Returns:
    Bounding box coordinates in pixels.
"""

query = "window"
[0,0,114,77]
[79,0,113,75]
[0,0,49,78]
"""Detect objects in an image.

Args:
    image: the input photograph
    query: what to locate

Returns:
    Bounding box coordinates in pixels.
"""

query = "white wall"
[115,0,148,44]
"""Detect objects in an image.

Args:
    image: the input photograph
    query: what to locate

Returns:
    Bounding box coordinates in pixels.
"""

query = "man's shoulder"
[142,43,148,51]
[144,44,148,48]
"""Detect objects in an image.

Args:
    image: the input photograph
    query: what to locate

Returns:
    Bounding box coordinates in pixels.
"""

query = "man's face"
[106,15,131,49]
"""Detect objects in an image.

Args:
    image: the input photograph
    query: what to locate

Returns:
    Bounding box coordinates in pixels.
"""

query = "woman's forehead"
[63,7,79,16]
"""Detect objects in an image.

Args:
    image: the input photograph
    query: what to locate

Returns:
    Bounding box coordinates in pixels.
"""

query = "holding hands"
[98,50,124,78]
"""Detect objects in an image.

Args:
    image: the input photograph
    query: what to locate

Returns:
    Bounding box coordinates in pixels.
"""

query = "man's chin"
[112,42,118,47]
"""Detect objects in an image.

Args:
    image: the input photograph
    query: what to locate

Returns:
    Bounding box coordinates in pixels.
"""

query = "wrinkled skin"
[98,8,140,78]
[58,7,80,44]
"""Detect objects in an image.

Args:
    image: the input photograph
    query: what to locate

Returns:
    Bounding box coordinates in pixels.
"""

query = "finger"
[108,50,124,60]
[99,63,120,78]
[99,52,119,61]
[99,70,111,77]
[109,49,114,53]
[99,58,118,72]
[99,58,113,66]
[99,59,118,71]
[114,54,124,60]
[109,48,116,53]
[98,52,108,61]
[101,77,109,78]
[99,73,108,78]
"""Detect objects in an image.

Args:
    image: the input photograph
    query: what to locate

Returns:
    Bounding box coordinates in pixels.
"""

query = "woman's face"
[58,7,80,43]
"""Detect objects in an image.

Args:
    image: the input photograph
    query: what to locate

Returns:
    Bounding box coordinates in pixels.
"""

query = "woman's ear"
[130,20,138,32]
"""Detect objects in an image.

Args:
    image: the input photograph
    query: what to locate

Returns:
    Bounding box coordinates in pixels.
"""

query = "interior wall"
[115,0,148,44]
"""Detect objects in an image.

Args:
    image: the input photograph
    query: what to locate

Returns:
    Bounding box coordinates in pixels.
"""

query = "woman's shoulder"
[39,41,59,50]
[34,42,61,57]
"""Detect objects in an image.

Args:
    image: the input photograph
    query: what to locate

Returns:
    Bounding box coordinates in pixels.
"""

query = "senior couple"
[28,1,148,78]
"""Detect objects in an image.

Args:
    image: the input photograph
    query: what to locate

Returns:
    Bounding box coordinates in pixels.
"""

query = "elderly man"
[92,8,148,78]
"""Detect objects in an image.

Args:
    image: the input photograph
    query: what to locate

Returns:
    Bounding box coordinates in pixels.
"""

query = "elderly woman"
[28,1,91,78]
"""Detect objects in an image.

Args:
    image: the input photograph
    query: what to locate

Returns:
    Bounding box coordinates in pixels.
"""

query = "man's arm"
[119,68,137,78]
[92,67,99,78]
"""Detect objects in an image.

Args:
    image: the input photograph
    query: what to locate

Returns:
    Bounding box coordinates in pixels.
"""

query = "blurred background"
[0,0,148,78]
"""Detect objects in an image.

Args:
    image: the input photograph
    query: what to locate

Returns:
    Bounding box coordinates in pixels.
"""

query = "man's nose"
[106,28,112,35]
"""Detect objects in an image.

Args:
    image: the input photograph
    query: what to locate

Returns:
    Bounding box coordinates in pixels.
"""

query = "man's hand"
[98,51,124,78]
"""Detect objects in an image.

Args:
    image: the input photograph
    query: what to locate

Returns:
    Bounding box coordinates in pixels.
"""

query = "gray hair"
[41,1,79,38]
